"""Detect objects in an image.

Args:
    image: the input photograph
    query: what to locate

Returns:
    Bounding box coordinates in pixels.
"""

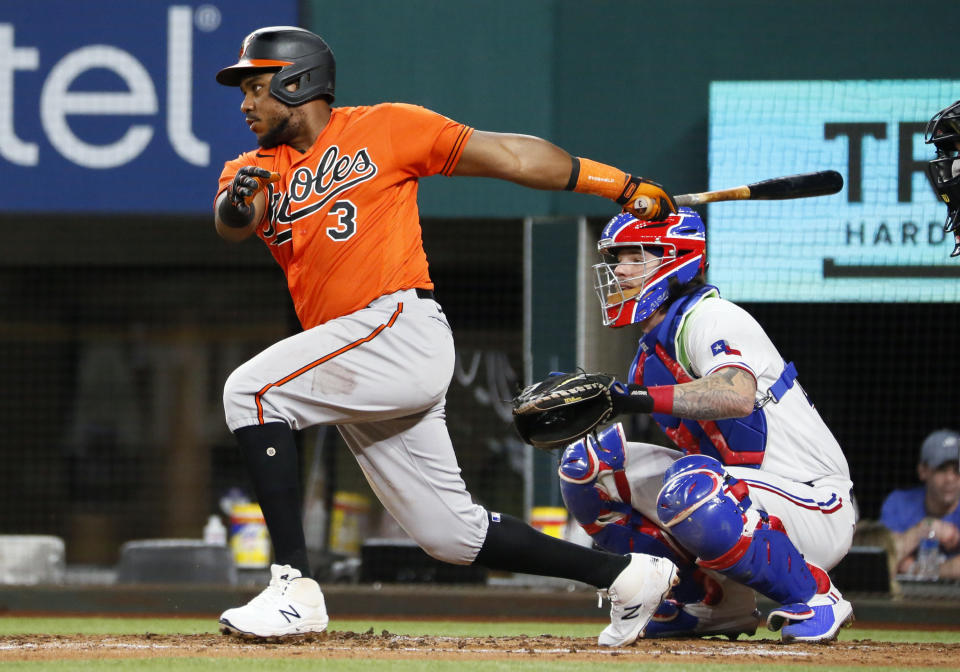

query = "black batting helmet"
[216,26,336,105]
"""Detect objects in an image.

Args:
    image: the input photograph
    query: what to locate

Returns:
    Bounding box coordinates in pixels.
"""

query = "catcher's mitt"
[511,372,617,449]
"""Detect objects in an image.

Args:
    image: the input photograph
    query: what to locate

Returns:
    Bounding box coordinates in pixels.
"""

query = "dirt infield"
[2,630,960,667]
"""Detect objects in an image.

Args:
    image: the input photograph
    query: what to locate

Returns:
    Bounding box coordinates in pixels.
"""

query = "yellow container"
[531,506,568,539]
[229,503,271,568]
[329,491,371,556]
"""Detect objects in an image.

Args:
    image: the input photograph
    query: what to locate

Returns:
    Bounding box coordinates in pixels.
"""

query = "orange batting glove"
[618,176,678,221]
[567,158,677,221]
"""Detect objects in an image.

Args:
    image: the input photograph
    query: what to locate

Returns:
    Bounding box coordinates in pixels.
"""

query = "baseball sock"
[233,422,310,577]
[474,512,630,588]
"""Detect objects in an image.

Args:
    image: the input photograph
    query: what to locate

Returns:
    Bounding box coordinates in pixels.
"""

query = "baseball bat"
[634,170,843,218]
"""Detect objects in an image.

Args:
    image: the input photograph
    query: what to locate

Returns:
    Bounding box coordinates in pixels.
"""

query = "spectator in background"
[880,429,960,579]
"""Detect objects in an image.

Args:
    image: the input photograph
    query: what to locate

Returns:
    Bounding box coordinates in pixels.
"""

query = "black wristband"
[564,157,581,191]
[612,383,655,415]
[217,195,255,229]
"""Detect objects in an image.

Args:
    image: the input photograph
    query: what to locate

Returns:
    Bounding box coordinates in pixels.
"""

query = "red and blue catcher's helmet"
[593,208,706,328]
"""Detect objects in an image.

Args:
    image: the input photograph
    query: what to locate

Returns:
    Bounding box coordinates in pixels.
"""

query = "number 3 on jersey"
[327,200,357,241]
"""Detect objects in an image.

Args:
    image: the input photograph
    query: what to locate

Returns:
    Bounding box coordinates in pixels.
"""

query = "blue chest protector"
[628,285,794,468]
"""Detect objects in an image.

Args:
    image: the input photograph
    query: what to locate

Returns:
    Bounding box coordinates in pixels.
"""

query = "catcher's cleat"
[597,553,680,647]
[766,601,815,631]
[643,599,762,640]
[219,564,329,638]
[777,591,854,643]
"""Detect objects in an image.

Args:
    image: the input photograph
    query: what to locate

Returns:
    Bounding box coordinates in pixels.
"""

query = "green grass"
[2,616,959,672]
[1,616,958,643]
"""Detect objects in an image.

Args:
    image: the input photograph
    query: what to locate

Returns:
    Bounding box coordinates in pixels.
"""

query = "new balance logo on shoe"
[279,606,301,623]
[219,564,329,639]
[597,554,680,647]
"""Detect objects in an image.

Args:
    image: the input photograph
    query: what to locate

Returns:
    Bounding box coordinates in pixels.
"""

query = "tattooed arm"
[670,367,757,420]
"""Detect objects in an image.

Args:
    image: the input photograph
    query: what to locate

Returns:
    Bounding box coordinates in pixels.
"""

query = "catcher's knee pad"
[661,455,753,504]
[657,459,817,606]
[656,457,750,560]
[558,434,604,524]
[663,454,724,482]
[558,423,627,524]
[559,424,688,565]
[559,423,633,528]
[592,422,629,467]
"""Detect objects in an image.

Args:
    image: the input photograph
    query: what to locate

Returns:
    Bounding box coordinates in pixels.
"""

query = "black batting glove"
[220,166,279,228]
[228,166,277,208]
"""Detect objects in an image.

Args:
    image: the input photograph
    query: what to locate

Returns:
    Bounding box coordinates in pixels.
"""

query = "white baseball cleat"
[219,564,329,638]
[597,554,680,647]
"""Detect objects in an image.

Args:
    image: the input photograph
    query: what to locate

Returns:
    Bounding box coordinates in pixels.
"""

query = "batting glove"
[618,176,677,221]
[228,166,280,210]
[219,166,280,228]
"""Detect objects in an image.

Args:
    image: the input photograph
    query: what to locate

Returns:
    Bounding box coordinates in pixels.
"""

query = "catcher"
[513,208,856,642]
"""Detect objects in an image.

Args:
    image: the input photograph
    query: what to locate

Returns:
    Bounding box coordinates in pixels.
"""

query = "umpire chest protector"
[629,285,767,467]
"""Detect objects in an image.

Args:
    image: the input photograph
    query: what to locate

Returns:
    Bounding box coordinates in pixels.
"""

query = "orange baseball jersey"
[217,103,473,329]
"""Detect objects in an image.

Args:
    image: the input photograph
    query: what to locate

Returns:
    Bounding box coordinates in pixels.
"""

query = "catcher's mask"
[593,208,706,328]
[216,26,336,105]
[925,99,960,243]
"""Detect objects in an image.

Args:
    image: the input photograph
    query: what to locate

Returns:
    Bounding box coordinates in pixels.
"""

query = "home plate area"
[2,631,959,667]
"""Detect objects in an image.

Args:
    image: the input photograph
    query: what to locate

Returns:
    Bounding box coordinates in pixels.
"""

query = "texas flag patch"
[710,339,741,357]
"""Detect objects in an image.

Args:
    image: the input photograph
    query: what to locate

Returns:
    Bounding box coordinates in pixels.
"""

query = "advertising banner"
[0,1,296,213]
[709,80,960,302]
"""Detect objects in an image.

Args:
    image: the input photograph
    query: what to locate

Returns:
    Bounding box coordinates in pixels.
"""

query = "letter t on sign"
[825,122,886,203]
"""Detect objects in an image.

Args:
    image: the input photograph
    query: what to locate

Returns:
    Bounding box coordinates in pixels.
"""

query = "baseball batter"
[553,209,856,642]
[212,26,680,646]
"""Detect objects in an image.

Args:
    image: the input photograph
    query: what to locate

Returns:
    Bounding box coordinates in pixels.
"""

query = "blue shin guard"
[559,425,690,566]
[656,455,818,609]
[699,528,817,607]
[559,429,706,607]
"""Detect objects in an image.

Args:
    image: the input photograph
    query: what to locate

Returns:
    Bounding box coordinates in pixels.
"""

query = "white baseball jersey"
[618,293,856,570]
[679,296,851,485]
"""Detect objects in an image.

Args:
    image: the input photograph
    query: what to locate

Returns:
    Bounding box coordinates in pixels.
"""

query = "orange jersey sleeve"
[384,103,473,177]
[215,104,474,329]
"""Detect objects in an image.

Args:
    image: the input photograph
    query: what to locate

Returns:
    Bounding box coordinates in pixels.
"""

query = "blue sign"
[0,1,296,213]
[708,80,960,302]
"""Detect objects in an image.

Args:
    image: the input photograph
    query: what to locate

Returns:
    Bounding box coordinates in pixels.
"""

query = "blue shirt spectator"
[880,429,960,579]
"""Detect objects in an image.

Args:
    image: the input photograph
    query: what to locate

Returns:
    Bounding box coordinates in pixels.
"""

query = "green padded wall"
[308,0,959,217]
